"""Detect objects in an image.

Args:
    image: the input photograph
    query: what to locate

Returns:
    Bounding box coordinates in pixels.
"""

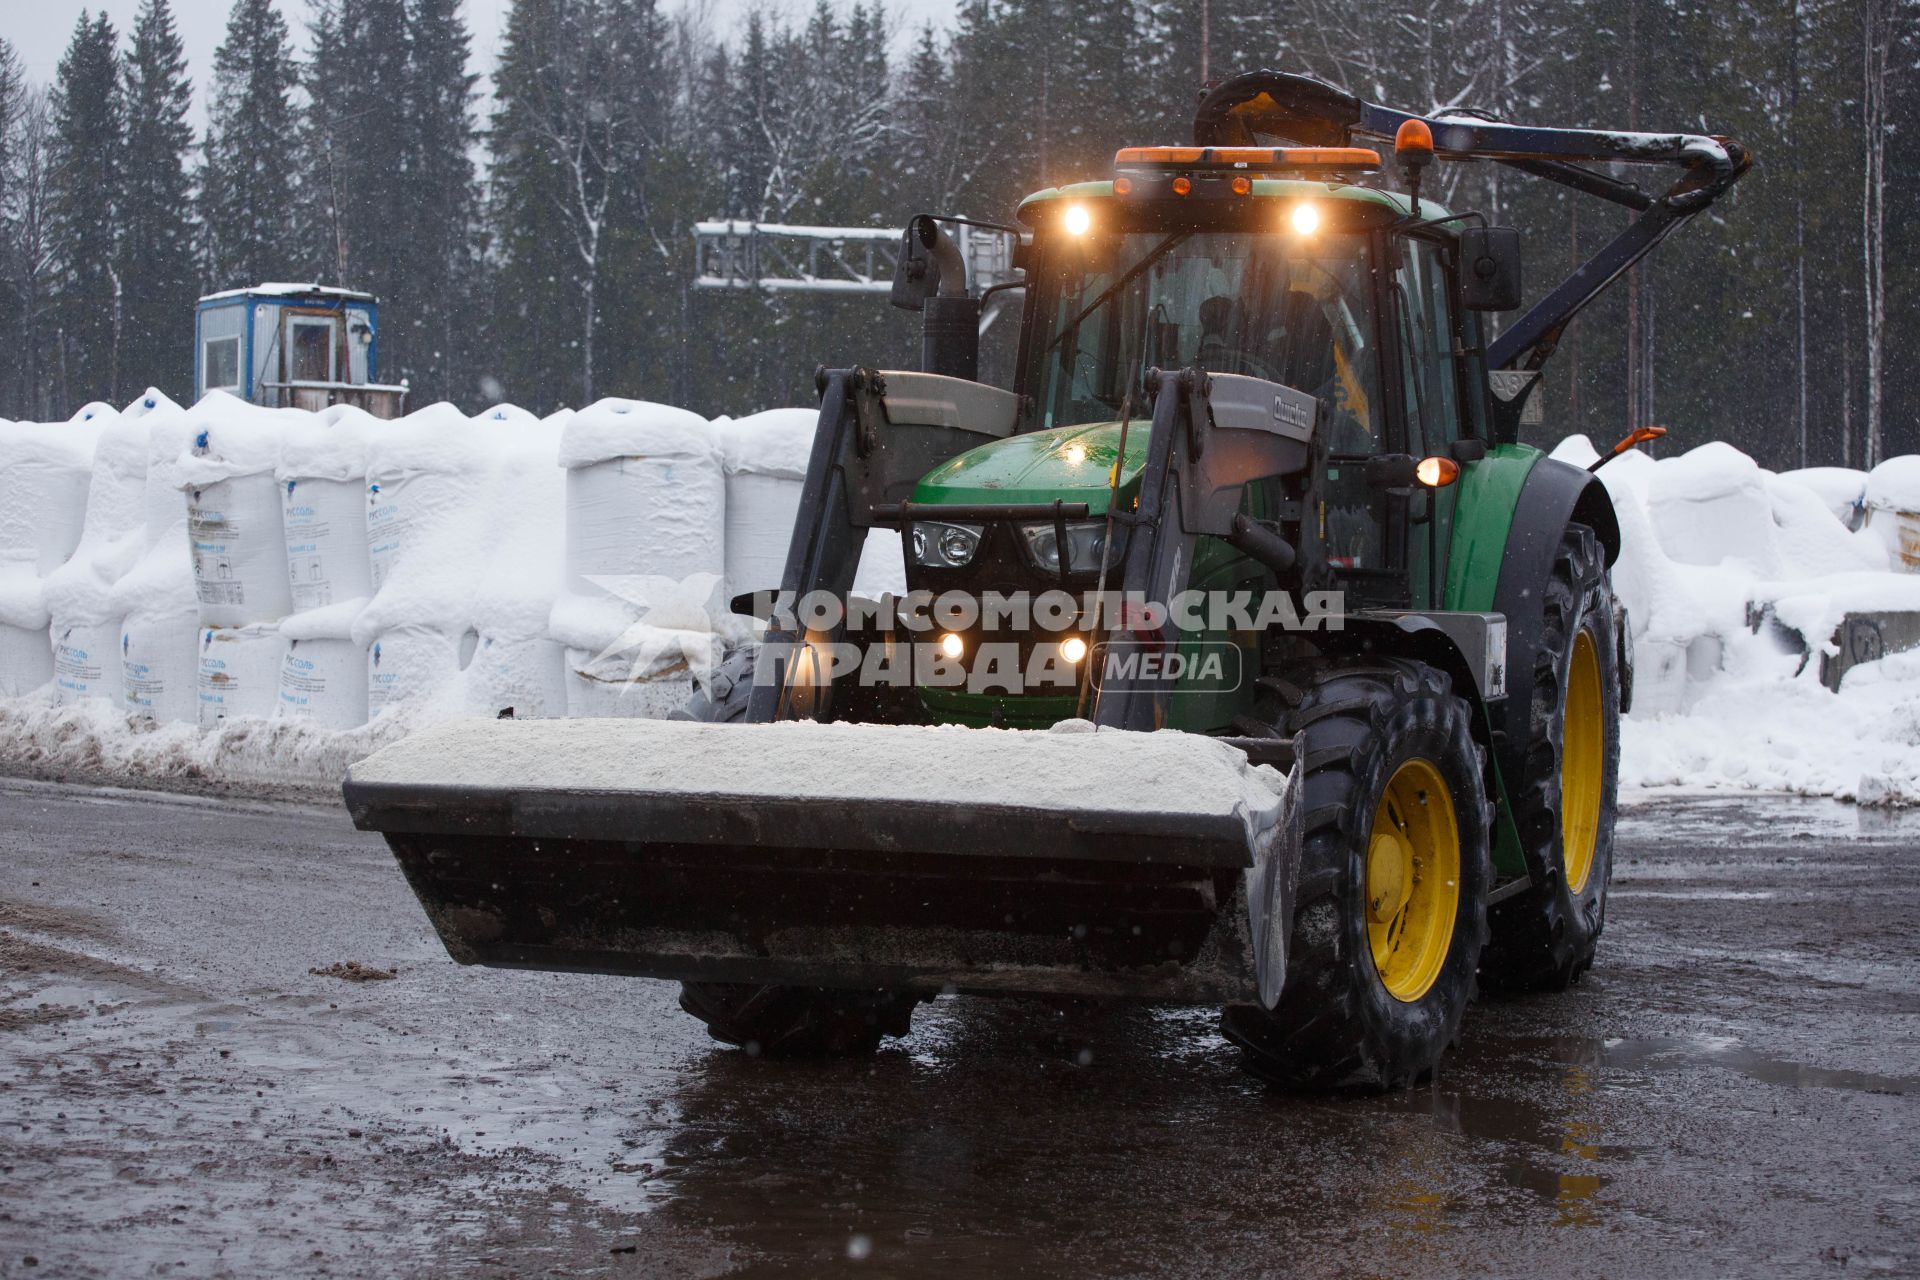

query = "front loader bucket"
[343,719,1301,1005]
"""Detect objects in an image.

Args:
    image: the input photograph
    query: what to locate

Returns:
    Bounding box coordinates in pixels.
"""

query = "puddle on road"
[1619,793,1920,845]
[1508,1032,1917,1095]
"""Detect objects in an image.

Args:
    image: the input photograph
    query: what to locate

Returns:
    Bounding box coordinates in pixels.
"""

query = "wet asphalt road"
[1,777,1917,1279]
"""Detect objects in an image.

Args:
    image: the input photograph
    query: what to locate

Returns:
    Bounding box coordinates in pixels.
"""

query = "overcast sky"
[9,0,957,123]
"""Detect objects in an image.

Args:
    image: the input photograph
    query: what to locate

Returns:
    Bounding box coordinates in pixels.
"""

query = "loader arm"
[1192,71,1751,375]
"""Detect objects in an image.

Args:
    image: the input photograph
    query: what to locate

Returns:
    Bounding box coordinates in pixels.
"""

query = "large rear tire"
[671,641,920,1056]
[1222,660,1492,1090]
[1481,523,1621,991]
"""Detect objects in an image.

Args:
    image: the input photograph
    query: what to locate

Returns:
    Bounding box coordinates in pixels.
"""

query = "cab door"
[1391,235,1473,608]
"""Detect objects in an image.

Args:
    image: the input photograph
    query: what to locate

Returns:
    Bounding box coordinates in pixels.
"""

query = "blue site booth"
[194,284,408,417]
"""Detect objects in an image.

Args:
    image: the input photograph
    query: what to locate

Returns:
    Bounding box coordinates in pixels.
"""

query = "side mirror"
[891,216,941,312]
[1460,226,1522,311]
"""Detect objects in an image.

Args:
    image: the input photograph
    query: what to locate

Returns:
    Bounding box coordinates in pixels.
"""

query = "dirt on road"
[1,777,1916,1278]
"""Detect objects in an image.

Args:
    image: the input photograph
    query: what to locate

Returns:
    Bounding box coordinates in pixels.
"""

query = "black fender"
[1490,457,1621,780]
[1316,614,1500,791]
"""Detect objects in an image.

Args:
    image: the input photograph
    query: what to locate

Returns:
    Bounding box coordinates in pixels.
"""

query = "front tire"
[1222,661,1492,1090]
[677,982,918,1057]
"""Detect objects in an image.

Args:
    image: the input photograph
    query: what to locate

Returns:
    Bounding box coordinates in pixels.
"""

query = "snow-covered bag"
[197,623,286,727]
[0,622,52,696]
[359,402,497,634]
[367,624,469,717]
[464,634,569,720]
[277,635,368,729]
[715,408,814,602]
[1864,456,1920,573]
[561,399,724,600]
[178,400,298,625]
[280,404,380,613]
[52,618,119,704]
[560,626,721,720]
[42,400,151,630]
[0,405,103,576]
[121,610,201,724]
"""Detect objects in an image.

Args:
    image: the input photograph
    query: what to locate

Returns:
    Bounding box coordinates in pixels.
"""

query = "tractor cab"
[1004,147,1510,615]
[898,143,1522,734]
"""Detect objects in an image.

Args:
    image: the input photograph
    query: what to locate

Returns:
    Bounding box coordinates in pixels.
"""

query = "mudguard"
[1489,455,1619,811]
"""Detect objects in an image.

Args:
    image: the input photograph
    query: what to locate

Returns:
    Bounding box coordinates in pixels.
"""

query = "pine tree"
[401,0,480,401]
[201,0,301,291]
[0,38,25,414]
[49,11,126,409]
[119,0,197,399]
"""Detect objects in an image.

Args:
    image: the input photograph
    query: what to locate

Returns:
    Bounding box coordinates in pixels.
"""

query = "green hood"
[911,422,1150,515]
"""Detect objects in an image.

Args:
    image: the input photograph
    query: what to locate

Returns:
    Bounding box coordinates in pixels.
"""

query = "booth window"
[203,336,240,392]
[289,317,337,383]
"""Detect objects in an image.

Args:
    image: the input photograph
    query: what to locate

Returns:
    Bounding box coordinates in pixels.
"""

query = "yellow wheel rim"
[1561,630,1605,894]
[1366,758,1461,1003]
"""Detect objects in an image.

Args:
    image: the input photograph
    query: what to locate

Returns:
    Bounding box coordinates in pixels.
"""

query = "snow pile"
[1554,436,1920,802]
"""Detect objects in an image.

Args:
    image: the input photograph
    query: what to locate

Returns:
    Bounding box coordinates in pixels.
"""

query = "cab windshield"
[1024,227,1381,452]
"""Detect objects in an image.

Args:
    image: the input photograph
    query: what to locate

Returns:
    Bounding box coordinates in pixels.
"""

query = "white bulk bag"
[561,625,720,720]
[715,409,814,601]
[279,406,378,610]
[0,407,103,574]
[464,633,569,720]
[367,625,468,717]
[277,636,369,729]
[44,402,161,695]
[197,623,286,726]
[121,608,200,724]
[185,476,293,625]
[283,477,373,610]
[52,617,120,704]
[561,399,724,600]
[363,403,490,594]
[0,622,53,697]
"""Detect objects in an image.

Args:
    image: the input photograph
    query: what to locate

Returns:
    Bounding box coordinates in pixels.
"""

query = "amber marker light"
[1113,176,1134,195]
[1415,455,1461,487]
[1231,175,1252,196]
[1171,175,1193,196]
[1395,118,1436,164]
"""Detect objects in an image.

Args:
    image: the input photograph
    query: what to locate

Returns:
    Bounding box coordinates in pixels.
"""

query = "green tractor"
[344,73,1748,1088]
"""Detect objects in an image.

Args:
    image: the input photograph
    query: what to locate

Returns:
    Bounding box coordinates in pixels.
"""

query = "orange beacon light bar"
[1114,145,1381,172]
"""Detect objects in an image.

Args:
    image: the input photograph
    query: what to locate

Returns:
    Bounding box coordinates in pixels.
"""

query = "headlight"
[1021,520,1119,574]
[910,520,985,568]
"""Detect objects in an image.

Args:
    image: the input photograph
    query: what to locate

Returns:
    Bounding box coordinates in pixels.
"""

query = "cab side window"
[1394,239,1463,457]
[1393,238,1468,608]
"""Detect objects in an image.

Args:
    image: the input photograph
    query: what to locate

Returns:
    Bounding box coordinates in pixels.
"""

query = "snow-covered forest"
[0,0,1915,468]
